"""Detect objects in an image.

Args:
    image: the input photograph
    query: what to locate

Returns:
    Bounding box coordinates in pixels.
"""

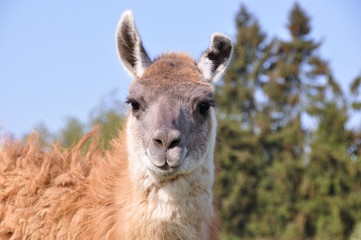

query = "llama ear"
[198,33,232,84]
[116,10,152,78]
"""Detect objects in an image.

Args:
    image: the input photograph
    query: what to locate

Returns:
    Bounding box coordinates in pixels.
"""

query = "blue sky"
[1,0,360,137]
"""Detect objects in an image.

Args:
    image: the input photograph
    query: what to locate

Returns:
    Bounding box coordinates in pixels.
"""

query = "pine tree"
[214,5,274,238]
[301,101,355,239]
[248,4,318,238]
[215,3,356,239]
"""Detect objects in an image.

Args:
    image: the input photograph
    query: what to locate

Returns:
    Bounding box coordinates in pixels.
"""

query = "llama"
[0,10,232,240]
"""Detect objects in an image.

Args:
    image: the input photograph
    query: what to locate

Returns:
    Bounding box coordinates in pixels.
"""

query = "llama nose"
[152,128,182,149]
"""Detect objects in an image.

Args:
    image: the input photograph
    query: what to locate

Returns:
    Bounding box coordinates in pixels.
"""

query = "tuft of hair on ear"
[116,10,152,78]
[198,33,233,84]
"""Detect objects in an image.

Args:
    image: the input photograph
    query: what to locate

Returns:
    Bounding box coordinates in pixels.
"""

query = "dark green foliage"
[287,3,311,39]
[350,76,361,95]
[301,102,355,239]
[216,2,361,240]
[215,5,273,237]
[350,75,361,110]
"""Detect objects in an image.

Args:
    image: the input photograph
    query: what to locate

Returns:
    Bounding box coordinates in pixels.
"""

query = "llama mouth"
[156,163,179,175]
[153,159,181,175]
[145,150,181,177]
[150,163,180,178]
[158,162,171,171]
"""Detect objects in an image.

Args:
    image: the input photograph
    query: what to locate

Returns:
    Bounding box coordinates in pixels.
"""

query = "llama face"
[116,11,232,179]
[126,55,216,178]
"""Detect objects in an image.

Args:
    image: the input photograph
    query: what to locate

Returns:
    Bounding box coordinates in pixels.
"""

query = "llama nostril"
[154,139,163,146]
[169,138,180,149]
[168,129,182,149]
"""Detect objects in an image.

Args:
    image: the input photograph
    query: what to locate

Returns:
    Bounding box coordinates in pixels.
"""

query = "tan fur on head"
[0,10,232,240]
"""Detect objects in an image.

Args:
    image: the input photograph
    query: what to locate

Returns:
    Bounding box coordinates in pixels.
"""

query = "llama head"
[116,11,232,179]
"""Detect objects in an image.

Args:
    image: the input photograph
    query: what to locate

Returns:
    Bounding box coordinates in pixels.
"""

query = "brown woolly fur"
[0,129,129,239]
[142,53,207,85]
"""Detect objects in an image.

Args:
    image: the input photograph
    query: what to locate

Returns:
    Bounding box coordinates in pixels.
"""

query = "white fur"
[198,56,214,81]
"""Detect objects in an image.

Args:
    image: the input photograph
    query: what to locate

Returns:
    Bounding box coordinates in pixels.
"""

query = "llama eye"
[131,102,140,111]
[126,98,141,112]
[198,102,211,116]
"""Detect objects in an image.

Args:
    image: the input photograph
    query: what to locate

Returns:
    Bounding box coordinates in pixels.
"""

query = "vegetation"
[24,3,361,239]
[215,3,361,240]
[28,91,125,151]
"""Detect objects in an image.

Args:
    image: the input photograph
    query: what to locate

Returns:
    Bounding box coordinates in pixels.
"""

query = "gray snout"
[148,128,186,169]
[152,128,182,150]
